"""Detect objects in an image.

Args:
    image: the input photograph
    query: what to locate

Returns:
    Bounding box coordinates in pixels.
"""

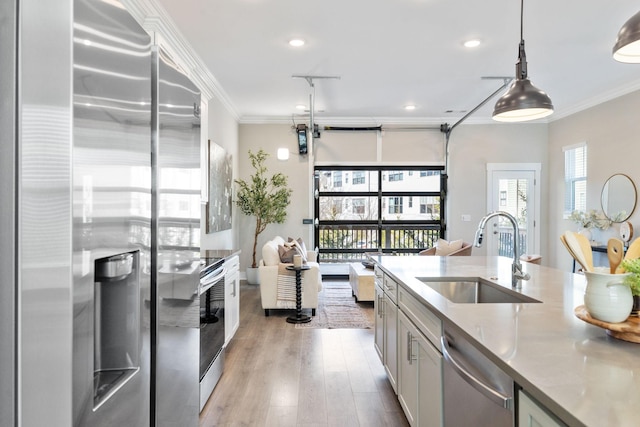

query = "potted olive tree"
[235,149,292,284]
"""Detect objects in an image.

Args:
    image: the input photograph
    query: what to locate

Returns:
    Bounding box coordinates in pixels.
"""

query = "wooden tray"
[574,305,640,343]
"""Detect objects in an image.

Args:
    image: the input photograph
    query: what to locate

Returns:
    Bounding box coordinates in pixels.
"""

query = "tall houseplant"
[235,149,292,282]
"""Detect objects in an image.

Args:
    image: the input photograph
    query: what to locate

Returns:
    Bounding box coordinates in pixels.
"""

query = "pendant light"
[613,10,640,63]
[493,0,553,122]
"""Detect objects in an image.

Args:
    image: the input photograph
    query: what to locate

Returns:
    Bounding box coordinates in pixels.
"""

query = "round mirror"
[601,174,637,222]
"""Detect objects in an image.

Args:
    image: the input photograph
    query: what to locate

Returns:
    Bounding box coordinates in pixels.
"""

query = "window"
[314,166,444,261]
[389,197,403,214]
[352,198,365,214]
[332,199,343,215]
[333,171,342,188]
[389,171,404,182]
[564,143,587,217]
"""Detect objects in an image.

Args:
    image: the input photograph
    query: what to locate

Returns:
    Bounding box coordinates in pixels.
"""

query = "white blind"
[564,143,587,216]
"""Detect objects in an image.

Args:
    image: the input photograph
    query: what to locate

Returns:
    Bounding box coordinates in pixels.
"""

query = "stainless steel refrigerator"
[2,0,202,425]
[72,0,153,425]
[153,46,202,427]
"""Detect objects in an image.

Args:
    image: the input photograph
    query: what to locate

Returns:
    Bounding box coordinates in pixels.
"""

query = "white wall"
[446,123,549,255]
[200,96,240,252]
[236,124,313,271]
[548,90,640,271]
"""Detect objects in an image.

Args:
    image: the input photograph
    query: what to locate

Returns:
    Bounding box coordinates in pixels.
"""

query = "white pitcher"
[583,269,633,323]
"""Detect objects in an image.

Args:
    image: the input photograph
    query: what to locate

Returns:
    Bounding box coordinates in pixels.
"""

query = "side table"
[285,265,311,324]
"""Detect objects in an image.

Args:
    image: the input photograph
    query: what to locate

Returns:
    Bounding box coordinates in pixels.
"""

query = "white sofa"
[258,236,322,316]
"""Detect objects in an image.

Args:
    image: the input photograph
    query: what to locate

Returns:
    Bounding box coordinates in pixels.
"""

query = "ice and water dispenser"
[93,251,141,409]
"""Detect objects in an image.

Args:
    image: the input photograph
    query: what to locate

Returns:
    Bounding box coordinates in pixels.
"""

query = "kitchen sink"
[417,277,541,304]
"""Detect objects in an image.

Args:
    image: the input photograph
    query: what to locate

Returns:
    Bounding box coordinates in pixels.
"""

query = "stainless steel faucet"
[474,211,530,289]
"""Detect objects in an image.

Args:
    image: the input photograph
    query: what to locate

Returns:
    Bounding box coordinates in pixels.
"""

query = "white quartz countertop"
[372,255,640,427]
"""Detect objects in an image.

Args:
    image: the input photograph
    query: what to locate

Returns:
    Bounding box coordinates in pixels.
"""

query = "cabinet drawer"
[383,274,399,303]
[226,256,239,277]
[398,286,442,348]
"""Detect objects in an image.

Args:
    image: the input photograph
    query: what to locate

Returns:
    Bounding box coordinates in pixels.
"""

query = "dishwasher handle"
[441,336,513,410]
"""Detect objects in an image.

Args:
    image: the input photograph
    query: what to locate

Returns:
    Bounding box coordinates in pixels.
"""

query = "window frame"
[314,165,446,262]
[563,142,587,218]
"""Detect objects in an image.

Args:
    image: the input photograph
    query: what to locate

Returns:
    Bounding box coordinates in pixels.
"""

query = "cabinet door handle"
[407,331,413,364]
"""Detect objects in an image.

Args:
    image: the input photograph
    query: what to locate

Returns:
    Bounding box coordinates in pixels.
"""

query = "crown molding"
[121,0,239,120]
[550,78,640,121]
[237,114,539,127]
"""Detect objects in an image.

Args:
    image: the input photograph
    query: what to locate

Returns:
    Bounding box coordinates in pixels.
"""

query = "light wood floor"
[199,281,409,427]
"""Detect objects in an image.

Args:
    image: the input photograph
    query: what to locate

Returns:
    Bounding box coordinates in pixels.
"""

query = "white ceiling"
[155,0,640,125]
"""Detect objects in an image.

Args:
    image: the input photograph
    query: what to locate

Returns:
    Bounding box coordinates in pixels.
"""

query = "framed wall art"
[206,140,233,233]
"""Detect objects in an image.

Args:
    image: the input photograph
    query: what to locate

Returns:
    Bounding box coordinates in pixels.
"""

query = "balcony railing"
[317,224,441,263]
[497,228,528,258]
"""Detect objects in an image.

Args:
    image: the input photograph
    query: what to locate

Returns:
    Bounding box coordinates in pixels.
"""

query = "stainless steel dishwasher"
[441,326,515,426]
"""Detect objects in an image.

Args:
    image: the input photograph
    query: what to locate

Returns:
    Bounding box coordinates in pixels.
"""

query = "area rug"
[295,280,374,329]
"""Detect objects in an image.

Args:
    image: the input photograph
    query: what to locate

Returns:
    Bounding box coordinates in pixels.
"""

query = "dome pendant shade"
[492,78,554,122]
[493,0,553,122]
[613,10,640,63]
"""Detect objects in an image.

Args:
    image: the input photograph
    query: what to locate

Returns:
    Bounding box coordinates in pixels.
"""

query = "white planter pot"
[246,267,260,285]
[584,269,632,323]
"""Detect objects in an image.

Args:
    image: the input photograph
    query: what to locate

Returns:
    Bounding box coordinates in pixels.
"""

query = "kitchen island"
[371,255,640,427]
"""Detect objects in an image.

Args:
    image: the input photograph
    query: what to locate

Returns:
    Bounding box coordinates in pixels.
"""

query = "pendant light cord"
[517,0,527,80]
[520,0,524,43]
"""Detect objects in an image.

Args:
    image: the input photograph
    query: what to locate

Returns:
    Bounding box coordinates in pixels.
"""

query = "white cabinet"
[374,266,398,393]
[398,309,443,427]
[224,255,240,344]
[518,390,566,427]
[374,280,384,360]
[383,290,398,392]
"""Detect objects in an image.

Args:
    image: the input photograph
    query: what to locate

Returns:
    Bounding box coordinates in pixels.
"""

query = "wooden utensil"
[564,231,593,272]
[607,238,624,274]
[572,232,594,272]
[624,238,640,261]
[561,232,590,272]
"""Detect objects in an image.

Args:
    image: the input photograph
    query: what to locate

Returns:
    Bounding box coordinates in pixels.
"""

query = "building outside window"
[389,171,403,182]
[352,198,365,214]
[333,171,342,188]
[389,197,403,214]
[353,171,365,185]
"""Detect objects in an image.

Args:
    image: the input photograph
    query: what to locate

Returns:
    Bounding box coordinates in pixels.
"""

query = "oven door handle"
[199,267,226,295]
[441,336,513,409]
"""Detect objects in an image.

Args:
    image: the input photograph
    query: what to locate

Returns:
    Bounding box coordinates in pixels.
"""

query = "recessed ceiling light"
[464,39,481,48]
[404,105,416,111]
[289,39,305,47]
[296,104,306,110]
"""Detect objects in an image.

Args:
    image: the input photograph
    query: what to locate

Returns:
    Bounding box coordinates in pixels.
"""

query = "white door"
[486,164,541,257]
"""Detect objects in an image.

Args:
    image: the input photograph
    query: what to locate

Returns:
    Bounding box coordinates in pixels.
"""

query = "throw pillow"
[288,237,308,256]
[284,239,307,263]
[278,245,299,263]
[434,239,464,256]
